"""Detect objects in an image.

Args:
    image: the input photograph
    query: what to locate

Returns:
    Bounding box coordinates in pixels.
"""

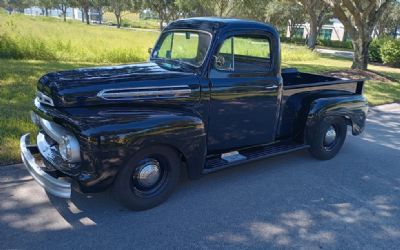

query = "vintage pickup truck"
[20,17,368,210]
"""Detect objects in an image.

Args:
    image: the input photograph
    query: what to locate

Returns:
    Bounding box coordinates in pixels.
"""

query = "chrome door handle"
[265,85,278,90]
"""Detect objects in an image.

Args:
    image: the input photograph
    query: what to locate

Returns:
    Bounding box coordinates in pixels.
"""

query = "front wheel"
[112,145,181,210]
[307,116,347,160]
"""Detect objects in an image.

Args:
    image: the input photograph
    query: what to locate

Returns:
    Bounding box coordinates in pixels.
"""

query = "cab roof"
[165,17,279,36]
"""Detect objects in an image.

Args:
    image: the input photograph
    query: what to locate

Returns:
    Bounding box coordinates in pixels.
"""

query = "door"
[207,32,281,152]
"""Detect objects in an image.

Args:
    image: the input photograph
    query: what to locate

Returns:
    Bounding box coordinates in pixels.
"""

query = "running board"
[203,140,309,173]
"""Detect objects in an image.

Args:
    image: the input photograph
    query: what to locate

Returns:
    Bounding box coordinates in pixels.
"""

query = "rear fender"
[307,95,368,136]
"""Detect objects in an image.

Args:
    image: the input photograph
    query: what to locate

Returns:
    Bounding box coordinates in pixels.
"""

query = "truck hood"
[37,62,199,107]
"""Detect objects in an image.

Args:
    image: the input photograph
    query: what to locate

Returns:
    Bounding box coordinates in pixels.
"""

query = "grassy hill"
[0,13,159,63]
[0,12,399,165]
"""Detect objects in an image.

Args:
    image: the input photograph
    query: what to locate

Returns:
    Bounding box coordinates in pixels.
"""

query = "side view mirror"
[213,55,225,69]
[166,50,172,59]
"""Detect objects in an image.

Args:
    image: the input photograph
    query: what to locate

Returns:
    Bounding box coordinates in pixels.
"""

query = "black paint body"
[32,18,368,192]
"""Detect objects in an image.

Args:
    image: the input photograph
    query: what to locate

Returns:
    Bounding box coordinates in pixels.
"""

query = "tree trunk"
[114,9,121,28]
[351,38,370,70]
[45,8,49,16]
[378,25,385,37]
[98,8,103,24]
[289,25,294,39]
[307,17,318,50]
[84,7,90,25]
[81,9,84,22]
[117,15,121,28]
[159,19,164,30]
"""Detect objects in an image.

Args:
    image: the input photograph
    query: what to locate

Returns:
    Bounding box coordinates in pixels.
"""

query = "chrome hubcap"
[136,159,161,187]
[324,126,337,146]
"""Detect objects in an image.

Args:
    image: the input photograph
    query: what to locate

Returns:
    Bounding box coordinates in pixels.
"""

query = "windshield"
[151,30,212,67]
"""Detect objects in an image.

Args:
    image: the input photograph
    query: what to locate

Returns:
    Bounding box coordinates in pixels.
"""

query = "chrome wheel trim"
[324,125,337,147]
[134,159,161,188]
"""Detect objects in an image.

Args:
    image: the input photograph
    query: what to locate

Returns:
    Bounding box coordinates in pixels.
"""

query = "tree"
[374,1,400,38]
[264,0,305,35]
[176,0,214,17]
[5,0,34,14]
[53,0,72,21]
[298,0,332,50]
[177,0,239,18]
[0,0,10,13]
[235,0,269,21]
[75,0,91,24]
[37,0,54,16]
[144,0,179,30]
[214,0,236,17]
[92,0,109,24]
[109,0,137,28]
[325,0,394,70]
[0,0,7,8]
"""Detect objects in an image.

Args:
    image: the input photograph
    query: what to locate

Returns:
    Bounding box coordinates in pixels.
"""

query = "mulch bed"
[324,69,394,83]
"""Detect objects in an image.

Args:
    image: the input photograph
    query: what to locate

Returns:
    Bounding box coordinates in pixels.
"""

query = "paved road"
[1,104,400,249]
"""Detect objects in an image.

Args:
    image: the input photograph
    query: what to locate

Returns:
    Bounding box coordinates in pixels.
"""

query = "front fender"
[80,108,206,181]
[34,101,207,191]
[307,95,368,135]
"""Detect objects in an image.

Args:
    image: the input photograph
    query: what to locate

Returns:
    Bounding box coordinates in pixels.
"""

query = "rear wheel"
[113,145,181,210]
[307,116,347,160]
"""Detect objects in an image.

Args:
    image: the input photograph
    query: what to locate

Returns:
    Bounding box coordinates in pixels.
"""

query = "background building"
[286,18,347,41]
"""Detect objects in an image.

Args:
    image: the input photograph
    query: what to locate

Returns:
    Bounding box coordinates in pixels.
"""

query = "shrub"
[280,36,306,45]
[120,18,132,28]
[368,38,393,63]
[317,39,353,50]
[281,36,353,50]
[381,39,400,67]
[368,39,384,62]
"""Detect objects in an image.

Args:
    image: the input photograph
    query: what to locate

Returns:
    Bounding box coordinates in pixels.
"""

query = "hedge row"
[369,38,400,67]
[282,36,400,67]
[280,36,353,49]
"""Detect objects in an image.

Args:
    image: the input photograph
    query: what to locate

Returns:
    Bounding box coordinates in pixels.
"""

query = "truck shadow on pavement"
[1,108,400,249]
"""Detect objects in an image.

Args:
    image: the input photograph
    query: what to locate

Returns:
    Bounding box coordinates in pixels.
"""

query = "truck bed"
[278,68,367,140]
[281,68,363,90]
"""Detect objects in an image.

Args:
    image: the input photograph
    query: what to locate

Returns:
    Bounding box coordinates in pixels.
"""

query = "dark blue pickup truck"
[20,17,368,210]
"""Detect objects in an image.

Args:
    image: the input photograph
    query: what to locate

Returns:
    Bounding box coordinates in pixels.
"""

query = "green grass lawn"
[0,13,400,165]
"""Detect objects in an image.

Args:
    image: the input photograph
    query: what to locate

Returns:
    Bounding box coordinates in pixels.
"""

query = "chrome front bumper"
[20,133,71,198]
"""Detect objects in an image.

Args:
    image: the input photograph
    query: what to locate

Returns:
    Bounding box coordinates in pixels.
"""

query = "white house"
[287,18,400,41]
[287,18,347,41]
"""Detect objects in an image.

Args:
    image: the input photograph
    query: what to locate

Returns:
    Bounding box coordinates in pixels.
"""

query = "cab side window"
[215,34,271,72]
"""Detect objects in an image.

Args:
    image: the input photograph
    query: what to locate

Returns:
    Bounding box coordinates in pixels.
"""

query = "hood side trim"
[97,85,192,101]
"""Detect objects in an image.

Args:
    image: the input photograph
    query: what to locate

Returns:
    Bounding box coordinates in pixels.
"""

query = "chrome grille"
[36,91,54,106]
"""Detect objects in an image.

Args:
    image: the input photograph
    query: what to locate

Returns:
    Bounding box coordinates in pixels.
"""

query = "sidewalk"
[315,48,354,59]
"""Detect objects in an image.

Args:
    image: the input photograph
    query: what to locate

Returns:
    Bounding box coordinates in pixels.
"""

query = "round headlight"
[59,136,72,161]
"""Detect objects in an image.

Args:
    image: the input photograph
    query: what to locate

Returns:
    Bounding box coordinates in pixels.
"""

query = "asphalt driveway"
[1,104,400,249]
